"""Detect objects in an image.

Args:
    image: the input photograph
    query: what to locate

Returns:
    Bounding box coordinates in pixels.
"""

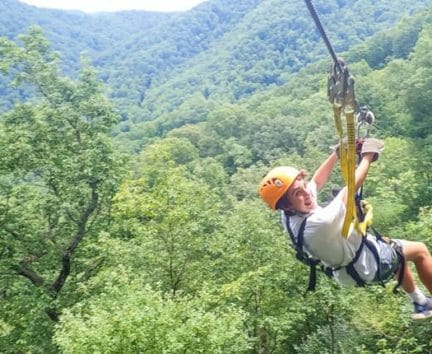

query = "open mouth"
[304,199,315,209]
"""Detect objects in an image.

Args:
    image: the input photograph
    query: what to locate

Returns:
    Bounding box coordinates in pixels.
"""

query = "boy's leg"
[400,260,415,293]
[397,240,432,319]
[401,240,432,294]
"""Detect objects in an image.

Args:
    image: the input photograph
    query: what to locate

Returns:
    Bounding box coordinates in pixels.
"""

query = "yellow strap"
[342,108,356,237]
[333,104,357,238]
[328,59,358,238]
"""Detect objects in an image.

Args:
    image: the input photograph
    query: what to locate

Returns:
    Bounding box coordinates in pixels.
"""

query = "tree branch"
[46,177,79,224]
[50,181,99,295]
[46,308,59,322]
[12,265,45,287]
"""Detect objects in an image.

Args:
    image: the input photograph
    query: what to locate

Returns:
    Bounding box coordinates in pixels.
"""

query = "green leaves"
[54,280,251,354]
[3,4,432,353]
[405,24,432,137]
[111,160,225,294]
[0,28,125,352]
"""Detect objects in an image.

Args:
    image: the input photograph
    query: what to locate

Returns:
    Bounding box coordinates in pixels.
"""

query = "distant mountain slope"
[93,0,431,121]
[0,0,430,123]
[0,0,171,72]
[132,0,430,117]
[93,0,263,115]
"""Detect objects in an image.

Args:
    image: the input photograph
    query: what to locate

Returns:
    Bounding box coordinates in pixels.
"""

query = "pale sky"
[19,0,208,13]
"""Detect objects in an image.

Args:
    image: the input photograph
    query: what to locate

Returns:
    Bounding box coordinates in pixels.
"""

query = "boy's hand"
[361,138,384,162]
[331,138,365,159]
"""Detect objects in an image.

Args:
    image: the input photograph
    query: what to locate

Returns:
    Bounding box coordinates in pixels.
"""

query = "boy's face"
[285,176,317,213]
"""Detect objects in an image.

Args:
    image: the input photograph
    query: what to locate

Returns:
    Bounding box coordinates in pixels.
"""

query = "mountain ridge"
[1,0,431,129]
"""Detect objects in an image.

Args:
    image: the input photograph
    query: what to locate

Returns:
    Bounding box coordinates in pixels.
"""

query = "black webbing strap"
[392,242,405,293]
[345,237,367,287]
[285,217,307,250]
[356,179,405,290]
[364,238,384,287]
[285,215,320,292]
[370,225,405,293]
[284,212,404,291]
[286,213,374,289]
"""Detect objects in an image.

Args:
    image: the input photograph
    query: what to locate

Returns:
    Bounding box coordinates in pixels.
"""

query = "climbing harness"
[354,187,405,293]
[284,215,330,292]
[284,209,405,293]
[304,0,358,237]
[283,113,405,292]
[283,141,406,293]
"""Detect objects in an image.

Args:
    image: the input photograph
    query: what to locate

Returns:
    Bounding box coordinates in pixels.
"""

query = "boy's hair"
[275,191,290,210]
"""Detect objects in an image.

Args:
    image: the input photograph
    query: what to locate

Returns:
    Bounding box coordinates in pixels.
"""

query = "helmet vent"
[273,178,283,187]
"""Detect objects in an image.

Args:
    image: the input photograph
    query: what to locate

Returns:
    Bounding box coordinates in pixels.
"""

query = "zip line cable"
[303,0,358,237]
[303,0,342,73]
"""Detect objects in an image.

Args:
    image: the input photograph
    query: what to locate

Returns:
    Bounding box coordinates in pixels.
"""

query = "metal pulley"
[327,58,357,111]
[356,105,375,138]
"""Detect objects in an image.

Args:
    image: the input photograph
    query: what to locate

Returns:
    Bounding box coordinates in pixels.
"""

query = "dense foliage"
[1,0,432,353]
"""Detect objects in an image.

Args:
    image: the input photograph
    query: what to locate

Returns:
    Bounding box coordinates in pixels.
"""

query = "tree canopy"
[2,0,432,352]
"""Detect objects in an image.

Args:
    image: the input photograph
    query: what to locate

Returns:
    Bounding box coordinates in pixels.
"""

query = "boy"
[259,138,432,320]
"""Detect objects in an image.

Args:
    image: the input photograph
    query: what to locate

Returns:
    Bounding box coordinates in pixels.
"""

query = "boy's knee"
[415,242,431,259]
[403,241,431,262]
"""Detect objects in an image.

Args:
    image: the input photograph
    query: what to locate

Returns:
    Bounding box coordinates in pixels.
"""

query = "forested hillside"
[1,0,430,123]
[1,0,432,352]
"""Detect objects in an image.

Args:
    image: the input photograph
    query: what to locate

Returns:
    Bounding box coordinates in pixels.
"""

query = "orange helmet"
[259,166,300,210]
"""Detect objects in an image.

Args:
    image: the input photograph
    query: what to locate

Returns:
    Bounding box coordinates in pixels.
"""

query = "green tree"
[110,138,228,295]
[54,276,251,353]
[405,24,432,138]
[365,137,418,228]
[0,27,124,352]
